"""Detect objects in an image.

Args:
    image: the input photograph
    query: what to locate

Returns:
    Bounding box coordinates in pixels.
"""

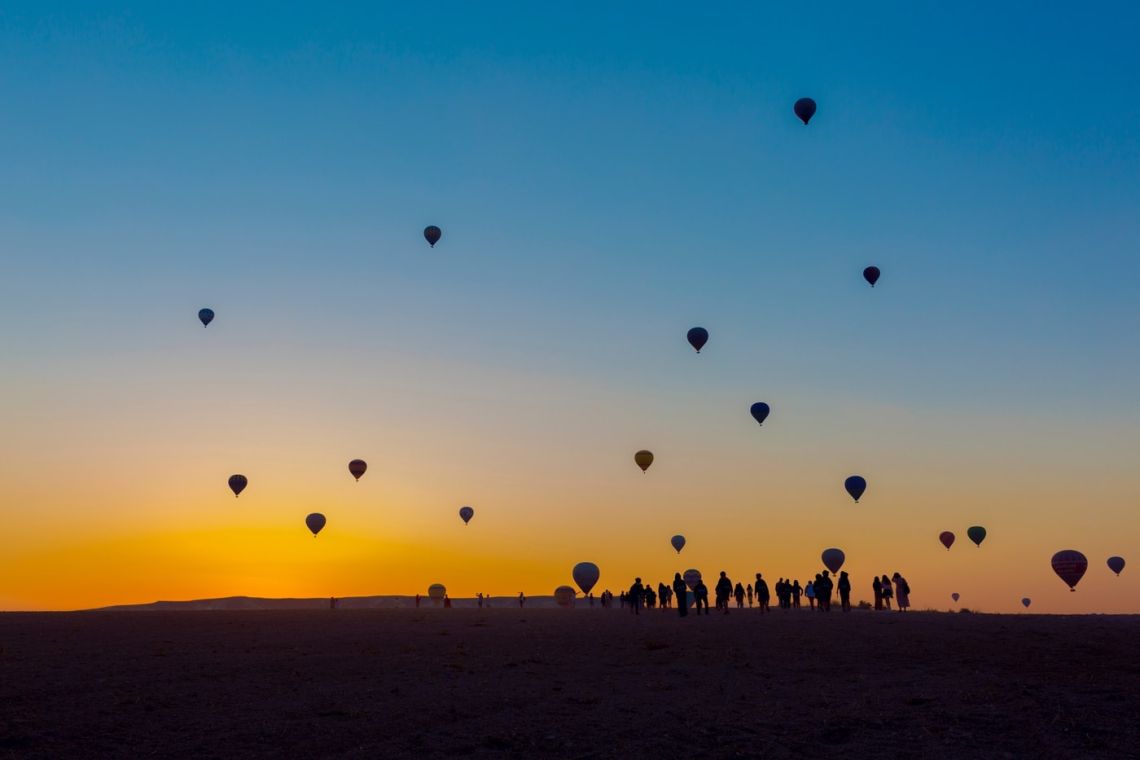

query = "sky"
[2,2,1139,612]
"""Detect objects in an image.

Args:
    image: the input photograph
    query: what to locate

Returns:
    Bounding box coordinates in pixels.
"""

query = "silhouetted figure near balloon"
[415,594,421,609]
[872,576,883,610]
[715,572,733,614]
[805,580,816,610]
[629,578,644,616]
[818,572,834,611]
[792,580,802,609]
[658,582,669,609]
[838,572,851,612]
[673,573,688,617]
[880,575,893,610]
[756,573,770,612]
[734,582,745,609]
[893,573,911,611]
[694,579,710,615]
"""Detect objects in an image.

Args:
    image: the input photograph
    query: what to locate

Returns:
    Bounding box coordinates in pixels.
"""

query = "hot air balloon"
[686,327,709,353]
[634,450,654,472]
[198,308,214,327]
[821,548,846,574]
[939,531,955,550]
[228,474,247,498]
[553,586,576,608]
[1021,597,1031,608]
[305,513,326,537]
[794,97,817,125]
[967,526,987,547]
[348,459,367,481]
[1107,556,1125,576]
[428,584,446,603]
[424,225,441,247]
[844,476,866,503]
[951,592,960,602]
[459,506,474,524]
[1051,550,1088,591]
[670,534,686,554]
[572,562,600,595]
[683,569,701,591]
[750,402,770,426]
[863,267,880,287]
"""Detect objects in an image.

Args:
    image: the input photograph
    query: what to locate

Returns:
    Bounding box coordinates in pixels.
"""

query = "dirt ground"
[1,608,1137,759]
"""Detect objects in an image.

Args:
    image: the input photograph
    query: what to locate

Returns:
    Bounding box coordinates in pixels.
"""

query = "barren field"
[2,609,1137,758]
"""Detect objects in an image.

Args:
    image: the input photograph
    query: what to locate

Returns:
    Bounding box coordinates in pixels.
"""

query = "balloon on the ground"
[1021,597,1032,608]
[863,267,881,287]
[967,526,987,546]
[572,562,600,595]
[348,459,367,481]
[459,506,474,524]
[1107,556,1125,576]
[686,327,709,353]
[305,513,326,537]
[951,592,960,602]
[794,97,817,125]
[424,225,442,247]
[428,584,446,603]
[844,476,866,503]
[821,548,846,574]
[228,474,247,497]
[553,586,576,607]
[750,402,770,426]
[1051,550,1088,591]
[683,569,701,591]
[671,534,686,553]
[634,450,654,472]
[939,531,955,550]
[198,308,214,327]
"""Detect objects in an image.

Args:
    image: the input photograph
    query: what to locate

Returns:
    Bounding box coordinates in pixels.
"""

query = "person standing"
[805,580,816,610]
[518,592,526,608]
[872,576,883,610]
[881,575,893,611]
[673,572,689,617]
[629,578,644,616]
[694,579,710,615]
[755,573,770,613]
[746,584,753,608]
[893,573,910,611]
[818,572,833,612]
[838,571,852,612]
[715,571,733,614]
[415,594,421,609]
[792,580,802,609]
[734,582,745,609]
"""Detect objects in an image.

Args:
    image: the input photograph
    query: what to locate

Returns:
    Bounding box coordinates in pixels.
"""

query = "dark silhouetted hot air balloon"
[635,450,654,472]
[424,225,441,247]
[939,531,955,550]
[228,474,247,498]
[459,506,474,524]
[750,402,770,426]
[572,562,600,595]
[1021,597,1031,608]
[967,526,987,547]
[428,583,446,603]
[348,459,367,481]
[794,97,817,125]
[821,548,846,574]
[198,308,214,327]
[671,534,686,553]
[305,513,326,537]
[683,569,701,591]
[687,327,709,353]
[554,585,576,607]
[844,476,866,503]
[863,266,880,287]
[951,592,960,602]
[1051,550,1088,591]
[1107,556,1125,576]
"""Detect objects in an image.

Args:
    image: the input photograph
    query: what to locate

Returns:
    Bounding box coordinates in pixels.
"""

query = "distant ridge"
[91,594,570,611]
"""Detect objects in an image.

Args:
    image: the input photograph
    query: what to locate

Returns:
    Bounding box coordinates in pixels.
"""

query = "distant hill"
[91,594,578,611]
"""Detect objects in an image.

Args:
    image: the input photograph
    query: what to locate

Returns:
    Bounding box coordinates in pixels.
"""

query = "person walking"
[755,573,770,613]
[629,578,644,616]
[838,571,852,612]
[694,579,710,615]
[715,571,733,614]
[872,576,883,611]
[673,572,688,617]
[746,584,753,608]
[792,580,802,609]
[818,572,833,612]
[734,582,745,609]
[804,580,816,610]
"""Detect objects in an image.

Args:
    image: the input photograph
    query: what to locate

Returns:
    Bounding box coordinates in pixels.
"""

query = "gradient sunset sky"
[3,3,1139,612]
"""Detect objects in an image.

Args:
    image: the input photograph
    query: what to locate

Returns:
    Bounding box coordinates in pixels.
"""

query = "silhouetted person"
[519,592,526,608]
[715,571,733,614]
[881,575,893,610]
[477,592,484,609]
[818,572,833,612]
[629,578,644,615]
[673,573,688,617]
[755,573,770,612]
[838,571,851,612]
[893,573,910,611]
[619,591,627,608]
[746,583,753,607]
[805,580,816,610]
[415,594,421,609]
[645,585,657,609]
[792,580,802,609]
[872,576,883,610]
[694,580,710,615]
[330,596,336,610]
[734,582,745,609]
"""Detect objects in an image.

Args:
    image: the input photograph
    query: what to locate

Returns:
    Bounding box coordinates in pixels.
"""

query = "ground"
[1,609,1137,758]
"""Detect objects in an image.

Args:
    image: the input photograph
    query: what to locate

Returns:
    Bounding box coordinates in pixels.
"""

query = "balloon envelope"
[634,450,654,472]
[424,225,441,247]
[1051,550,1088,591]
[553,585,576,607]
[967,526,987,546]
[686,327,709,353]
[670,534,686,553]
[572,562,600,595]
[821,548,846,574]
[794,97,817,125]
[459,506,474,524]
[750,402,770,426]
[348,459,367,481]
[844,476,866,503]
[428,583,446,602]
[951,593,960,602]
[683,569,701,591]
[1107,556,1125,576]
[1021,597,1031,608]
[228,474,247,497]
[939,531,955,550]
[198,308,214,327]
[305,512,326,536]
[863,266,880,287]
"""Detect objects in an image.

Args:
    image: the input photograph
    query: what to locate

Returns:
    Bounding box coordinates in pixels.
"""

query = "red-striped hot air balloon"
[1051,550,1088,591]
